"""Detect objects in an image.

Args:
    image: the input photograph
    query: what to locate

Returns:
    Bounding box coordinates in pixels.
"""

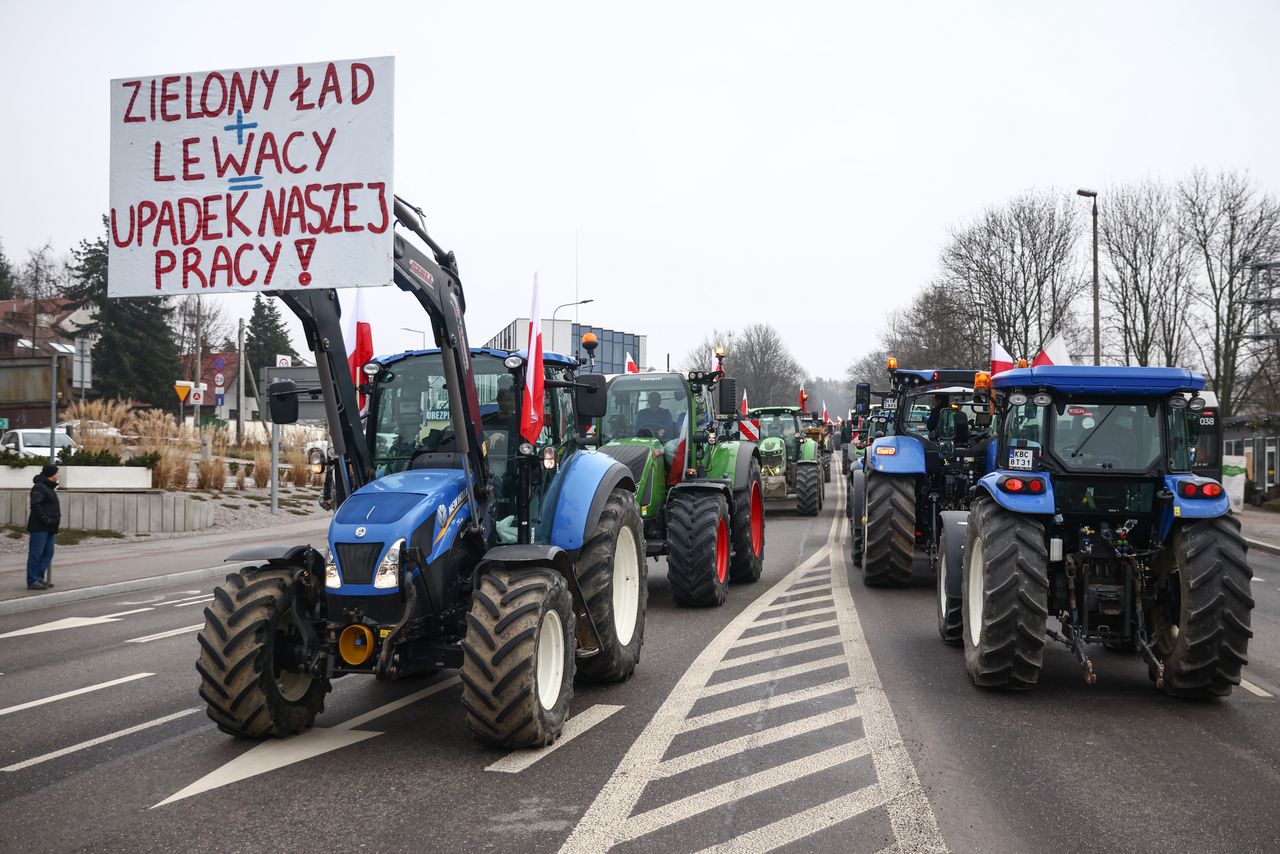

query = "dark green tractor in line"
[596,370,765,607]
[750,406,824,516]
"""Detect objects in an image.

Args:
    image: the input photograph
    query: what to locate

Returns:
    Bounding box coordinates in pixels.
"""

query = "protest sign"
[108,56,393,296]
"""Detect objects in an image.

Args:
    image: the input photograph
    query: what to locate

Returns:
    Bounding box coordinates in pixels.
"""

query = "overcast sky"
[2,0,1277,379]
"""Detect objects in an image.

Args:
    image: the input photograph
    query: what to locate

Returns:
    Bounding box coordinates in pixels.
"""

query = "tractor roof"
[374,347,577,368]
[890,369,978,385]
[992,365,1206,395]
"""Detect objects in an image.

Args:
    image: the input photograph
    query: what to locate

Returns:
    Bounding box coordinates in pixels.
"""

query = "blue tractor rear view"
[196,197,646,748]
[946,365,1253,697]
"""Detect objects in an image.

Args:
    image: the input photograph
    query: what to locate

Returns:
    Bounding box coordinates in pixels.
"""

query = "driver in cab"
[634,391,675,439]
[387,407,425,470]
[926,394,971,444]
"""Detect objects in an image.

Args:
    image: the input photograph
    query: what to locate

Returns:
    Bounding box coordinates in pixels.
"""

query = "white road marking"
[2,708,201,772]
[680,678,855,733]
[485,704,625,774]
[0,608,154,639]
[717,636,843,669]
[620,741,871,842]
[0,672,154,717]
[173,597,214,608]
[745,606,837,629]
[692,780,889,854]
[120,590,202,606]
[701,655,848,698]
[654,706,862,779]
[1251,577,1263,583]
[125,624,203,643]
[154,676,461,807]
[1240,679,1273,698]
[731,618,839,647]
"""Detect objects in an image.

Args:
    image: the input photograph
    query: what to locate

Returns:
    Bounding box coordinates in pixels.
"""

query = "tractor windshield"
[370,353,515,476]
[603,374,690,446]
[1052,403,1163,472]
[756,412,802,457]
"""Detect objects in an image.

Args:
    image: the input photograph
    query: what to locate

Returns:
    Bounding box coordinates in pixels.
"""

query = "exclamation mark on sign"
[295,238,317,286]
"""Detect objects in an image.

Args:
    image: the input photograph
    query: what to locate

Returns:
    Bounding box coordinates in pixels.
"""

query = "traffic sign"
[276,354,292,368]
[190,388,205,405]
[215,392,226,407]
[213,356,226,371]
[0,418,9,430]
[174,381,194,403]
[214,372,226,386]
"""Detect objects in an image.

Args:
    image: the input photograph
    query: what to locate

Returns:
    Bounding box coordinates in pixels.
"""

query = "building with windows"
[486,318,646,375]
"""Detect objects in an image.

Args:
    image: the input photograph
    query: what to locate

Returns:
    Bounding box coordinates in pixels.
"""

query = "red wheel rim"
[749,482,764,558]
[715,518,729,584]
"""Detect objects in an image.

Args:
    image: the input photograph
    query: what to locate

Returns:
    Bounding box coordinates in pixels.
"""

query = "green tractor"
[750,406,824,516]
[596,369,765,607]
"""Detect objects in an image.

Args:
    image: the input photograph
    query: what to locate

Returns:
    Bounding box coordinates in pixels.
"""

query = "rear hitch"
[1049,622,1096,685]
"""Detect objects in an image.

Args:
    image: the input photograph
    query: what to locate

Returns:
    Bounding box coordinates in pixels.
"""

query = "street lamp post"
[401,327,427,349]
[551,299,594,354]
[1077,188,1100,365]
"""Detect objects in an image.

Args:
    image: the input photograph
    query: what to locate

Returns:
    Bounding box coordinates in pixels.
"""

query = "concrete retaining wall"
[0,466,152,490]
[0,489,214,533]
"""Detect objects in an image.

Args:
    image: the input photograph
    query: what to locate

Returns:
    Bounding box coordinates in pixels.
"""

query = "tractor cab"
[600,372,701,483]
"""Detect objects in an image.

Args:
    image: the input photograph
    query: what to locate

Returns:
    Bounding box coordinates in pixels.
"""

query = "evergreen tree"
[65,218,179,407]
[245,294,299,386]
[0,240,16,300]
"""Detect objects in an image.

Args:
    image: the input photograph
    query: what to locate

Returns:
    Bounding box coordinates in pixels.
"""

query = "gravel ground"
[0,485,331,554]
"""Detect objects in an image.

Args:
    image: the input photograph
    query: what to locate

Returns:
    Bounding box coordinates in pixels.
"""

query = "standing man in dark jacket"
[26,463,60,590]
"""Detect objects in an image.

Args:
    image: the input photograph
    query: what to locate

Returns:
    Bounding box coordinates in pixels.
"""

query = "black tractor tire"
[461,568,576,748]
[847,468,866,565]
[936,546,964,646]
[961,498,1049,690]
[667,490,731,607]
[197,566,329,738]
[729,459,766,583]
[823,456,832,483]
[796,463,822,516]
[575,489,647,683]
[862,474,916,587]
[1155,516,1254,698]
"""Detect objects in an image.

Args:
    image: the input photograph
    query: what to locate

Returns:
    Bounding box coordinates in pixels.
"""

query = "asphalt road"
[0,472,1276,853]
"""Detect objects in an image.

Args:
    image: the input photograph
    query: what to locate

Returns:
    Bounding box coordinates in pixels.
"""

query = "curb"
[0,564,233,617]
[1245,537,1280,558]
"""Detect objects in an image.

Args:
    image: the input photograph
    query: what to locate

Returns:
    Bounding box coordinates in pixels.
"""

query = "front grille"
[335,542,385,585]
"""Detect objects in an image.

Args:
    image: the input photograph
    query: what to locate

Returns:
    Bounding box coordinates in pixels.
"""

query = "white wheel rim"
[938,552,948,615]
[967,537,984,647]
[612,526,640,646]
[536,609,565,711]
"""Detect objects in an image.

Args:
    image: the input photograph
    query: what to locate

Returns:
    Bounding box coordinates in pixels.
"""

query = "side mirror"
[575,373,608,419]
[717,377,738,416]
[855,383,871,415]
[268,379,299,424]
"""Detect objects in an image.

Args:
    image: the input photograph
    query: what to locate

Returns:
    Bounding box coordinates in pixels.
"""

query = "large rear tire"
[795,463,822,516]
[847,467,866,565]
[961,498,1048,690]
[936,546,963,646]
[667,491,731,607]
[575,489,647,683]
[729,459,766,583]
[197,567,329,738]
[1154,516,1254,697]
[862,473,915,587]
[461,569,576,748]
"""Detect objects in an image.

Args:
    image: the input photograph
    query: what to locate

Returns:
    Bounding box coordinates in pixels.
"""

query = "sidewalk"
[1236,507,1280,556]
[0,516,329,615]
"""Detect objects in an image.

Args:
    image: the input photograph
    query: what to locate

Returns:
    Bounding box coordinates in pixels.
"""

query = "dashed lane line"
[679,678,855,733]
[0,672,154,717]
[1240,679,1273,698]
[125,624,203,644]
[485,704,625,774]
[2,708,201,772]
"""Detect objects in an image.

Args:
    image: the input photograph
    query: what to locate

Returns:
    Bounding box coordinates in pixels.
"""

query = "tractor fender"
[544,450,636,551]
[938,510,968,601]
[706,440,760,490]
[976,471,1056,515]
[1159,474,1231,542]
[224,544,320,567]
[866,435,926,475]
[732,442,761,490]
[798,438,819,463]
[669,479,734,502]
[476,544,574,578]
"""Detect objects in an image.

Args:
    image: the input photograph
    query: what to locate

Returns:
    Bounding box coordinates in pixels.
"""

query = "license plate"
[1008,449,1034,470]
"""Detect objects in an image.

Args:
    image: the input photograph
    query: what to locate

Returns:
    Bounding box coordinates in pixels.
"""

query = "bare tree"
[173,294,236,358]
[680,328,735,374]
[938,190,1086,360]
[1100,180,1194,366]
[1179,169,1280,413]
[730,323,805,405]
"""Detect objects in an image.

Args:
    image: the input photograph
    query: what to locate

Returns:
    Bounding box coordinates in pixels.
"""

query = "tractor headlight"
[324,548,340,589]
[373,538,406,589]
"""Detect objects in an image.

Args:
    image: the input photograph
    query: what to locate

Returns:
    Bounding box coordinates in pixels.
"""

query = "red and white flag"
[821,400,830,424]
[740,388,749,416]
[799,383,808,413]
[521,275,545,444]
[624,352,639,374]
[991,336,1015,375]
[1032,333,1072,367]
[343,289,374,412]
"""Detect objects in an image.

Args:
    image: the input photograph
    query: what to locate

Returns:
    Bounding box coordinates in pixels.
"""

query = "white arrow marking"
[3,708,202,772]
[153,675,461,808]
[0,608,154,639]
[0,672,154,717]
[126,624,203,644]
[485,704,624,774]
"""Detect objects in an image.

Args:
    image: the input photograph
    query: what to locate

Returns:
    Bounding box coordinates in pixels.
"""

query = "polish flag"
[624,352,639,374]
[343,289,374,412]
[1032,333,1072,367]
[991,336,1015,375]
[521,275,545,444]
[799,383,808,413]
[740,388,749,416]
[821,400,830,424]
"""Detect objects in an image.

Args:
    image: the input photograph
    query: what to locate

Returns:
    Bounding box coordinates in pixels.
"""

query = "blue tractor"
[850,361,996,591]
[197,197,645,748]
[940,366,1253,696]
